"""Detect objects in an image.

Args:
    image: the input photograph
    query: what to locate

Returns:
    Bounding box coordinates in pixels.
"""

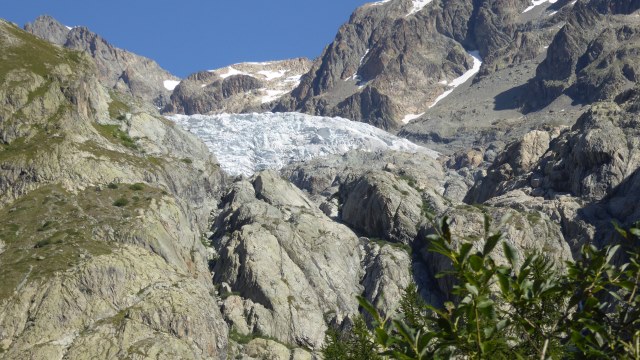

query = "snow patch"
[284,75,302,83]
[258,69,288,80]
[163,80,181,91]
[169,112,438,176]
[65,25,73,30]
[261,89,288,104]
[216,66,253,79]
[370,0,392,6]
[523,0,558,13]
[430,50,482,108]
[402,113,425,124]
[407,0,433,16]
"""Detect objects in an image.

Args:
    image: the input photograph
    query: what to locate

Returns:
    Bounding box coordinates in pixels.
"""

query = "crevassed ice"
[169,112,438,177]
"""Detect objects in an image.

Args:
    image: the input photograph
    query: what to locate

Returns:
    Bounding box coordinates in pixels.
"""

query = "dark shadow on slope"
[493,83,528,111]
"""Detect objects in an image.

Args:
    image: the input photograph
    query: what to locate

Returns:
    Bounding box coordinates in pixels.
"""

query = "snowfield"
[169,112,438,176]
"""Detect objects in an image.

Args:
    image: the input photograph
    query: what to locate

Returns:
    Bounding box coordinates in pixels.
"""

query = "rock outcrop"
[210,170,416,350]
[527,0,640,110]
[0,20,228,358]
[165,58,312,115]
[24,15,179,108]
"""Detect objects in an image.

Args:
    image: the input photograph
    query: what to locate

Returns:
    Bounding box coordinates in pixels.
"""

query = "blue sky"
[4,0,371,77]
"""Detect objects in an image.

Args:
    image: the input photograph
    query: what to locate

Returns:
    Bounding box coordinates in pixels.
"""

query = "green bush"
[107,183,118,189]
[326,216,640,359]
[112,198,129,207]
[129,183,145,191]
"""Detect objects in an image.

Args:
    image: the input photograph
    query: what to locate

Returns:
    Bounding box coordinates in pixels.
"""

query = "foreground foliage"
[324,216,640,359]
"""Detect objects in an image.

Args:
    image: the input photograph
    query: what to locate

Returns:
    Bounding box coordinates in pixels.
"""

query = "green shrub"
[329,216,640,359]
[107,183,118,189]
[129,183,145,191]
[112,198,129,207]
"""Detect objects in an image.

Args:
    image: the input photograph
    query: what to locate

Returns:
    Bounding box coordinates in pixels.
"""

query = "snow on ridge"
[258,69,288,80]
[522,0,558,13]
[430,50,482,108]
[163,80,181,91]
[407,0,433,16]
[217,66,252,79]
[169,112,438,177]
[370,0,392,6]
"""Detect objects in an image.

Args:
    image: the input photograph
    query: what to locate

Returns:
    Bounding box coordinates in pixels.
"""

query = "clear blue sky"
[4,0,370,78]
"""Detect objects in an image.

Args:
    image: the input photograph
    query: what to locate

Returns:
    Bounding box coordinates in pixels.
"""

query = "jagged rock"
[273,0,574,131]
[527,0,640,110]
[24,15,178,107]
[165,59,312,115]
[466,129,556,203]
[361,241,412,317]
[340,170,424,245]
[211,171,364,349]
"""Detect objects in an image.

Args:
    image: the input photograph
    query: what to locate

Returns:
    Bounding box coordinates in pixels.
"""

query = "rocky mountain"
[270,0,562,130]
[165,58,311,115]
[24,15,179,108]
[0,20,227,358]
[3,0,640,358]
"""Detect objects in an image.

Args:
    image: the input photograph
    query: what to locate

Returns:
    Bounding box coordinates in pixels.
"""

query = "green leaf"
[483,233,501,257]
[468,255,483,272]
[477,298,494,309]
[606,244,620,264]
[458,243,473,263]
[496,319,508,331]
[465,283,479,296]
[496,273,510,295]
[503,241,517,266]
[357,296,381,324]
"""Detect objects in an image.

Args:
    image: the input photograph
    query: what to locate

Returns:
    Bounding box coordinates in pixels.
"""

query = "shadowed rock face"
[526,0,640,110]
[24,15,178,108]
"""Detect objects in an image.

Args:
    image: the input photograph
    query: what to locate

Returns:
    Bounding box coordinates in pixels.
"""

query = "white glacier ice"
[169,112,438,177]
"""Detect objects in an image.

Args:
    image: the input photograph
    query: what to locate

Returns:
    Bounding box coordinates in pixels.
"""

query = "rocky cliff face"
[271,0,571,130]
[0,20,228,358]
[165,58,312,115]
[527,0,640,110]
[24,15,179,108]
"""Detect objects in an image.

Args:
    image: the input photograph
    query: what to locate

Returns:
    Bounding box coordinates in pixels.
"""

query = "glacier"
[169,112,438,177]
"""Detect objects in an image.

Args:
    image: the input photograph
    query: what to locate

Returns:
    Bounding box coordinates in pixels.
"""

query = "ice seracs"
[169,112,438,176]
[430,50,482,108]
[163,80,181,91]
